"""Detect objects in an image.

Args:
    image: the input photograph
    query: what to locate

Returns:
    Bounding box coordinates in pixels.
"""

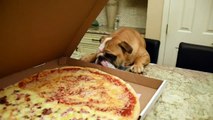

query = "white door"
[163,0,213,66]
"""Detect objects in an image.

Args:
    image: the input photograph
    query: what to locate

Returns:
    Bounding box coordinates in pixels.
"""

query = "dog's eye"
[105,53,117,61]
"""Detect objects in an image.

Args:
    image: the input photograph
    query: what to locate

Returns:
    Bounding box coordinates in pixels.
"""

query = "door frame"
[157,0,171,65]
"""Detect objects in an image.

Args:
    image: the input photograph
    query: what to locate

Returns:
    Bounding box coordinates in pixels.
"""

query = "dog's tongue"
[100,60,115,69]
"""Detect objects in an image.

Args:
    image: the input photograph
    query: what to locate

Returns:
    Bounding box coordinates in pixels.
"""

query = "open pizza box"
[0,0,166,119]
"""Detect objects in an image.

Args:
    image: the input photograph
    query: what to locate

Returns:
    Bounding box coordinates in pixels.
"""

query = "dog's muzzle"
[95,55,116,69]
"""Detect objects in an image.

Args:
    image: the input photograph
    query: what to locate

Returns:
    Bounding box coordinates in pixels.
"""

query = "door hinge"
[166,24,168,35]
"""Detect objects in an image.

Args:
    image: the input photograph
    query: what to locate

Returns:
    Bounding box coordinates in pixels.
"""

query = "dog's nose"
[95,55,105,65]
[97,55,105,61]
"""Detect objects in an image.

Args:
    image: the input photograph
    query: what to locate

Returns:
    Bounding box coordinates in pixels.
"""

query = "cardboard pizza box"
[0,0,166,119]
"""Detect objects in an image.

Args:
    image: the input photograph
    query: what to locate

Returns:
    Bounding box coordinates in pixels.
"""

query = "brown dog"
[80,27,150,73]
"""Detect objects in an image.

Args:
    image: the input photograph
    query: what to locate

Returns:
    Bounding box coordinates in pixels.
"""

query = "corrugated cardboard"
[0,0,108,77]
[0,1,166,119]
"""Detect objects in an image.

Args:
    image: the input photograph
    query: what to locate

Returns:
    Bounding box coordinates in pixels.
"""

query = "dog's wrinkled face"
[96,36,133,68]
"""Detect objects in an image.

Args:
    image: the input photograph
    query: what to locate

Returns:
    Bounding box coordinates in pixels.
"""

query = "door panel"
[179,0,195,32]
[203,1,213,35]
[163,0,213,66]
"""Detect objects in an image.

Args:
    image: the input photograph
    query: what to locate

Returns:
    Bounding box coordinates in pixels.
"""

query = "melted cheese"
[0,67,139,120]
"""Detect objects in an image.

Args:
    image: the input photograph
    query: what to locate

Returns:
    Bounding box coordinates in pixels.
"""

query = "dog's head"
[95,36,133,68]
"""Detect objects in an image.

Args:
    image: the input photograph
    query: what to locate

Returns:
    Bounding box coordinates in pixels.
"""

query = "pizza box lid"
[0,0,108,78]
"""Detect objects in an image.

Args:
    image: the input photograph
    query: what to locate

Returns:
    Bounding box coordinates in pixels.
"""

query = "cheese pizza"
[0,66,140,120]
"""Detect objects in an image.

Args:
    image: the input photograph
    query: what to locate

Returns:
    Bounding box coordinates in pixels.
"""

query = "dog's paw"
[130,64,144,73]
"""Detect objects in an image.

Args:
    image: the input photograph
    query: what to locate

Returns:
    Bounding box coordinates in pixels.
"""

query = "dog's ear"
[118,41,133,54]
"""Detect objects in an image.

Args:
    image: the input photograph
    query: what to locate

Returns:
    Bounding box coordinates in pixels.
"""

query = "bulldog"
[80,27,150,73]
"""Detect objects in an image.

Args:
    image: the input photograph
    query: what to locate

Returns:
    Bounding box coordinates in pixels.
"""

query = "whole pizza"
[0,66,140,120]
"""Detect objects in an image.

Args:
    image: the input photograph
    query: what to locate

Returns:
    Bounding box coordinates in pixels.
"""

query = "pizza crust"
[0,66,140,120]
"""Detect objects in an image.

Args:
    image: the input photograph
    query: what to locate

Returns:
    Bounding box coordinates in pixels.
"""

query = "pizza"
[0,66,140,120]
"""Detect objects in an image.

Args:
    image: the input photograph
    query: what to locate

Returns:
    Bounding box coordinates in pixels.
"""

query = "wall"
[145,0,164,40]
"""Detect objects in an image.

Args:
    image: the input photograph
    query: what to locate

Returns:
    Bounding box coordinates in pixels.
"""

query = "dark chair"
[176,42,213,73]
[145,38,160,63]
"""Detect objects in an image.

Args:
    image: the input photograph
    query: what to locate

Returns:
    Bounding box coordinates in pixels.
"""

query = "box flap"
[0,0,108,78]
